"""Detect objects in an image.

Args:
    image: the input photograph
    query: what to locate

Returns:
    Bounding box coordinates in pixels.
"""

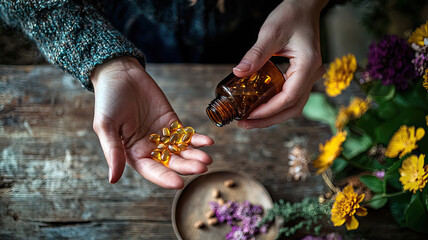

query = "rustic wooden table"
[0,64,425,239]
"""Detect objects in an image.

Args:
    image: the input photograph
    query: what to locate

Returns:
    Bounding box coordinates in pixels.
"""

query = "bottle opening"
[206,107,224,127]
[206,96,237,127]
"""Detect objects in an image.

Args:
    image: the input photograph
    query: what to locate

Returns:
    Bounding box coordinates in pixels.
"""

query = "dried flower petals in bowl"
[172,170,277,240]
[209,200,270,239]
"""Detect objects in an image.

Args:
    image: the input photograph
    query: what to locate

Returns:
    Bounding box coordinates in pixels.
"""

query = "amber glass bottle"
[206,60,285,127]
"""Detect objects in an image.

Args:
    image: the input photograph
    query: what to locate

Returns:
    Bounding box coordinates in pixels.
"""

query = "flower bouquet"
[261,21,428,239]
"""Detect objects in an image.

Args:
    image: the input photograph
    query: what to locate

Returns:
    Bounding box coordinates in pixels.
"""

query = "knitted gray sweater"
[0,0,145,92]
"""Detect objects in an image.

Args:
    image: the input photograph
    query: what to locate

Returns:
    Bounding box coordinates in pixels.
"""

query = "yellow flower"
[408,21,428,46]
[313,131,347,174]
[324,54,357,97]
[426,115,428,126]
[347,97,371,118]
[331,185,367,230]
[385,125,425,158]
[423,69,428,91]
[335,97,371,130]
[335,107,349,130]
[399,154,428,193]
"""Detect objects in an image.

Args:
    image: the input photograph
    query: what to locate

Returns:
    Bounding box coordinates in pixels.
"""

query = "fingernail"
[108,167,112,183]
[233,60,252,72]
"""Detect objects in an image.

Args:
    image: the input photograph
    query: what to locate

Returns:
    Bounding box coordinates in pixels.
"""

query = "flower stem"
[321,171,340,194]
[382,178,387,193]
[363,191,407,204]
[341,155,378,172]
[381,191,406,198]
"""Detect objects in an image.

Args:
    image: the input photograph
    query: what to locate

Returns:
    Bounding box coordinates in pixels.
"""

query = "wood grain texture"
[0,65,425,240]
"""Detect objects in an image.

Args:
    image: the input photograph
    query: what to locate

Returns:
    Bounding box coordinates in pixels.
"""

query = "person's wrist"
[90,56,144,89]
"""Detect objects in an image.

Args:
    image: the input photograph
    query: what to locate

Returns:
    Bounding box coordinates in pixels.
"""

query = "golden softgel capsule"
[162,127,171,137]
[149,133,160,143]
[148,121,196,166]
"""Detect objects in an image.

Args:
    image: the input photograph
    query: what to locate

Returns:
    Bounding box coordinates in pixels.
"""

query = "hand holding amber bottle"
[207,60,285,127]
[231,0,328,129]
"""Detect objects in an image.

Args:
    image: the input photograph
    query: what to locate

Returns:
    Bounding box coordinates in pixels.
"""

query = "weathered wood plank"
[0,221,176,240]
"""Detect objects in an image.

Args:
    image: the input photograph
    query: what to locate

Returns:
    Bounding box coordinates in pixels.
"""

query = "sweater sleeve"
[0,0,145,91]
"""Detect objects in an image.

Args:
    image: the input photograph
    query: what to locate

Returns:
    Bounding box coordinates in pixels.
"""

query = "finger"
[189,133,215,147]
[233,29,278,78]
[179,148,213,165]
[168,154,208,175]
[127,157,185,189]
[93,117,126,184]
[238,88,312,129]
[248,64,324,119]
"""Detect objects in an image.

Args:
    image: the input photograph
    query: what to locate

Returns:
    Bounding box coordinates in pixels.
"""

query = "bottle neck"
[206,95,239,127]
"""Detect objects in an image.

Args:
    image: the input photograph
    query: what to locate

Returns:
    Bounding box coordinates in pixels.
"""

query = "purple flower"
[301,233,342,240]
[365,35,417,90]
[373,170,385,179]
[226,226,244,240]
[302,236,323,240]
[210,201,237,224]
[326,233,343,240]
[412,45,428,76]
[210,200,270,240]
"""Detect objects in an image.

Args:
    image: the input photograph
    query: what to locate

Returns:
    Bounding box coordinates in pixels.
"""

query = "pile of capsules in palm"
[148,120,195,166]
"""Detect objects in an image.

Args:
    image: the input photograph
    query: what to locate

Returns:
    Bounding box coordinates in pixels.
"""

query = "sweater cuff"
[69,30,146,92]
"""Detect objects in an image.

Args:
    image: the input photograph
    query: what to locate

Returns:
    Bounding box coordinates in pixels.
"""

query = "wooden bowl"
[172,169,277,240]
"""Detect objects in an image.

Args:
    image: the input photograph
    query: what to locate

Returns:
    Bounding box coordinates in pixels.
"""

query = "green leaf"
[389,192,411,226]
[355,109,381,138]
[374,120,401,144]
[423,187,428,213]
[374,107,427,144]
[331,157,348,173]
[348,154,384,171]
[342,132,372,159]
[385,158,403,179]
[417,126,428,155]
[394,84,428,110]
[376,101,398,120]
[302,93,336,132]
[368,194,388,209]
[388,172,403,191]
[385,158,404,191]
[405,193,428,233]
[360,175,383,193]
[367,81,395,103]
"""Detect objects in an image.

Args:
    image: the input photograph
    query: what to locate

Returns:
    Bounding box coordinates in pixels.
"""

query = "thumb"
[233,38,275,78]
[93,118,126,184]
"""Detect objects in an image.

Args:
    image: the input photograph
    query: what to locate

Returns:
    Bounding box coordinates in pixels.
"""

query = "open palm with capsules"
[90,57,214,189]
